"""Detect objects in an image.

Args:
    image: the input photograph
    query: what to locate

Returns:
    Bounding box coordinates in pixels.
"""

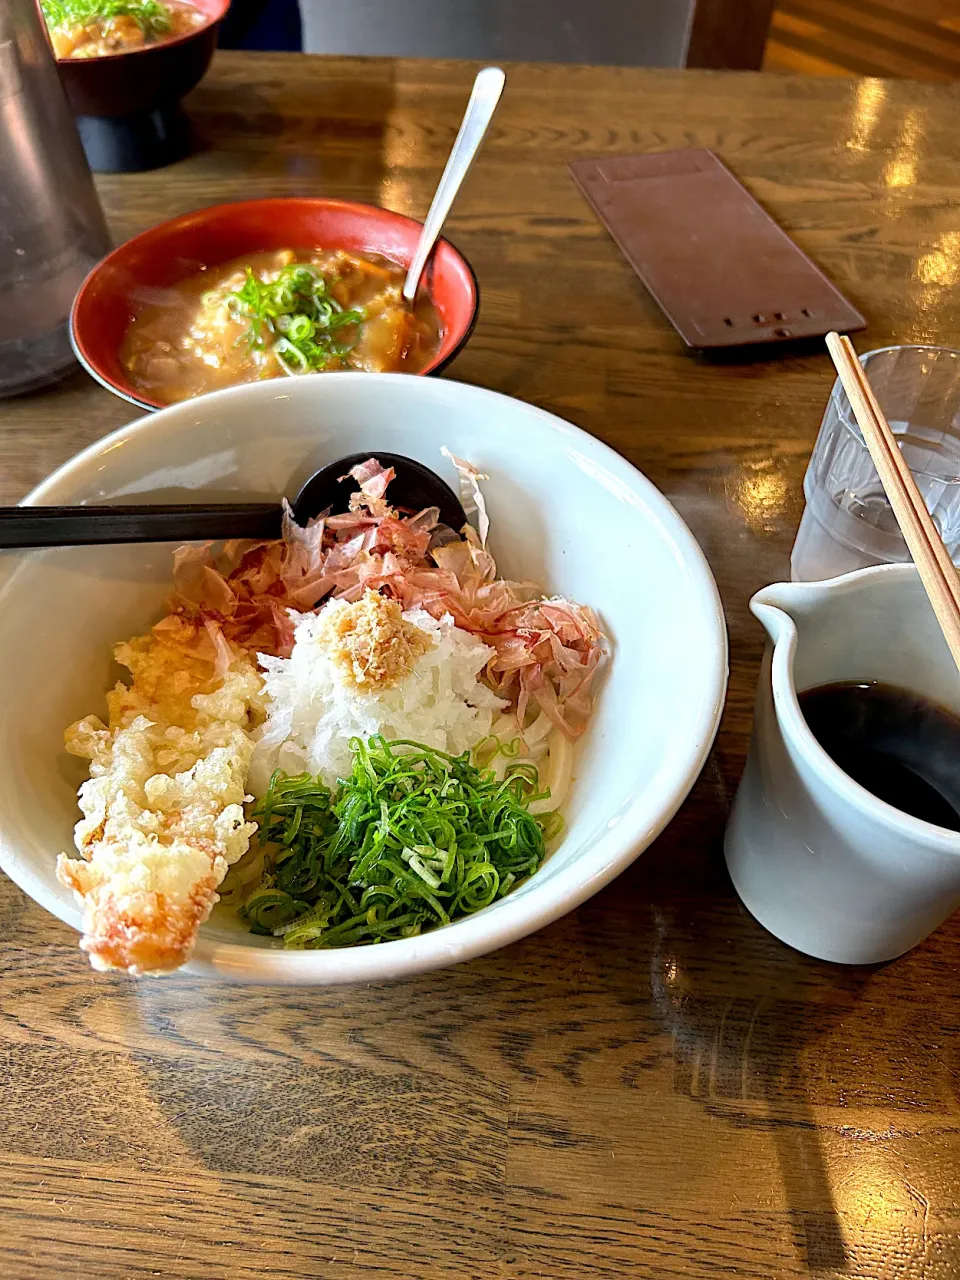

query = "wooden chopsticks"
[826,331,960,674]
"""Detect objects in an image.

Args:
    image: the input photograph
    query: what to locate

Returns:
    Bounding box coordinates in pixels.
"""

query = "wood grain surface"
[765,0,960,80]
[2,53,960,1279]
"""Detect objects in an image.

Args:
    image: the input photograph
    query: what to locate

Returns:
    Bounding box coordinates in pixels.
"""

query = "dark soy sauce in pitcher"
[798,681,960,833]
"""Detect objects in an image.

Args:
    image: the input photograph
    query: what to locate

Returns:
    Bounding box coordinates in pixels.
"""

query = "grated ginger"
[315,589,433,691]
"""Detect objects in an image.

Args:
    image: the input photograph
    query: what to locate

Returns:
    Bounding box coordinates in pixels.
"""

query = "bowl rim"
[50,0,230,65]
[69,196,480,411]
[12,374,728,984]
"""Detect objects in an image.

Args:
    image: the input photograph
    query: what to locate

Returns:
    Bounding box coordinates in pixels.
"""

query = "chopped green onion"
[225,262,365,375]
[242,736,559,950]
[273,338,310,376]
[40,0,174,37]
[285,314,315,343]
[240,887,312,935]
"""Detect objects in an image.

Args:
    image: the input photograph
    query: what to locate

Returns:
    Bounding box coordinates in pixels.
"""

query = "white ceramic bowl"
[0,375,727,984]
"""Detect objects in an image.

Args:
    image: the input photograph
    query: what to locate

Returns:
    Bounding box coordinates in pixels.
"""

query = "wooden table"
[3,53,960,1280]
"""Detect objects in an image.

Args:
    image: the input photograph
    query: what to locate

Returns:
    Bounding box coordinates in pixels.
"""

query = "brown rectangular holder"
[569,148,866,350]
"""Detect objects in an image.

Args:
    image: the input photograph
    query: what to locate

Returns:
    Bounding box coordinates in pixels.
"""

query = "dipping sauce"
[42,0,206,59]
[120,248,443,405]
[799,681,960,831]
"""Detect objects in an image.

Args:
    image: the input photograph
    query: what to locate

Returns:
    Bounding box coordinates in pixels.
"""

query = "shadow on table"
[619,763,874,1272]
[648,907,866,1270]
[694,334,833,366]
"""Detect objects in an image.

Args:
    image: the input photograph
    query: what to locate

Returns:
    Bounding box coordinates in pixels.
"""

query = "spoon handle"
[0,504,283,549]
[403,66,505,302]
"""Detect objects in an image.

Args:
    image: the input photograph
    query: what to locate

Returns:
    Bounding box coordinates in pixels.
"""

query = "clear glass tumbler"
[791,345,960,581]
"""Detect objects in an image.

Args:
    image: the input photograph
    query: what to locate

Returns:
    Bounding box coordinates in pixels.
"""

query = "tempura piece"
[57,618,265,975]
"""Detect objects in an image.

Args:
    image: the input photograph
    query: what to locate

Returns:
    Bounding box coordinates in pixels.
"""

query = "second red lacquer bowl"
[71,197,480,410]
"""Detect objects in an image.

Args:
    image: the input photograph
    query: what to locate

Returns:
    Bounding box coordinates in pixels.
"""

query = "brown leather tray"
[570,148,866,349]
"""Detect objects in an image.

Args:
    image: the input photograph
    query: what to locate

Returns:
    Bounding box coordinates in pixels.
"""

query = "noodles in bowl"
[0,374,727,986]
[57,456,605,974]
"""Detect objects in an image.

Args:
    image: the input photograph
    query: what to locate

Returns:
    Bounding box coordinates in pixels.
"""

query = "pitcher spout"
[750,581,806,649]
[748,576,856,697]
[750,564,933,703]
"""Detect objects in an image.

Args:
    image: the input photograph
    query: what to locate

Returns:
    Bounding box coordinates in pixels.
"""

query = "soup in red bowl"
[70,198,480,410]
[46,0,230,119]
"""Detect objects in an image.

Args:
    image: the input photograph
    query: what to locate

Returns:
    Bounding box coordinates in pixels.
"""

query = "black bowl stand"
[76,100,193,173]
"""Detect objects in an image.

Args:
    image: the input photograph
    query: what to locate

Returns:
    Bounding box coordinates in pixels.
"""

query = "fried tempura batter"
[57,618,265,975]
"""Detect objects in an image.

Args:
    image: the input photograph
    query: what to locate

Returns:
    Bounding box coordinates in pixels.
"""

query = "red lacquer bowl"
[70,198,480,410]
[53,0,230,119]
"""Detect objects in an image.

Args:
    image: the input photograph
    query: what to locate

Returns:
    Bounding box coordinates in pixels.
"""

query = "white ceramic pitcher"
[725,563,960,964]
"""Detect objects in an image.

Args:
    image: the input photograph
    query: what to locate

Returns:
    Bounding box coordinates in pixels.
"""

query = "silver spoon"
[402,66,505,303]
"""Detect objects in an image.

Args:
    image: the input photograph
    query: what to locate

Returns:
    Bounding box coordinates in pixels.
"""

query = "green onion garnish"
[40,0,174,37]
[240,736,559,949]
[226,263,365,375]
